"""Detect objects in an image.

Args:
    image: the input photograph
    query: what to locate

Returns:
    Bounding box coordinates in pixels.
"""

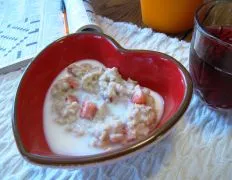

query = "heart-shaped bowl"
[13,32,192,167]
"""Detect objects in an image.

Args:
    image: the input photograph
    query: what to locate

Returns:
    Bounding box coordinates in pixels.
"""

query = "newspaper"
[0,0,101,74]
[0,0,44,72]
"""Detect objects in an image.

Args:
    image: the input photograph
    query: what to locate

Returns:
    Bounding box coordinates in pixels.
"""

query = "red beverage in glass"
[190,26,232,108]
[189,1,232,109]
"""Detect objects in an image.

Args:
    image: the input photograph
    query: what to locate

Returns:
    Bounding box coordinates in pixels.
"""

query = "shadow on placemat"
[183,93,232,146]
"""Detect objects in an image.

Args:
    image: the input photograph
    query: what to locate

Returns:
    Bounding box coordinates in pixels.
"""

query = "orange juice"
[140,0,203,33]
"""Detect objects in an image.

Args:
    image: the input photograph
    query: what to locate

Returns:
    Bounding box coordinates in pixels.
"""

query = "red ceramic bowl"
[13,32,192,167]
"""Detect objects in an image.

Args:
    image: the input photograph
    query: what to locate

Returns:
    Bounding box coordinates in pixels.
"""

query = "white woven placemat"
[1,17,232,180]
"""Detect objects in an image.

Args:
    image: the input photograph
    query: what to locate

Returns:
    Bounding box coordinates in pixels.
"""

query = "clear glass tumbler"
[189,0,232,109]
[140,0,203,33]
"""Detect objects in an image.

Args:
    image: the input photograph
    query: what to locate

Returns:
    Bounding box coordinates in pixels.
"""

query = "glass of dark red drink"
[189,0,232,109]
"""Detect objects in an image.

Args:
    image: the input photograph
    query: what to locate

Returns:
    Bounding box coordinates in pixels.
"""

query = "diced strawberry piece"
[65,95,78,103]
[110,134,124,143]
[65,77,78,89]
[80,101,98,120]
[109,97,113,102]
[131,90,146,104]
[126,132,136,142]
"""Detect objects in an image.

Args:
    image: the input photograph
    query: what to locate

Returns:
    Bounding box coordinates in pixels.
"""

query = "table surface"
[91,0,193,41]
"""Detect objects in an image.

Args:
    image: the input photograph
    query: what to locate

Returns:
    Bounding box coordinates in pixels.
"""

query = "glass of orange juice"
[140,0,204,33]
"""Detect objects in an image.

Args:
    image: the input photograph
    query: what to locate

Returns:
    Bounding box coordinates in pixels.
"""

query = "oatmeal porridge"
[43,60,164,156]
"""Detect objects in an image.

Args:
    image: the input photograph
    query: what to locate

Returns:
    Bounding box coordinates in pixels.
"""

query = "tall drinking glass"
[140,0,203,33]
[189,0,232,109]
